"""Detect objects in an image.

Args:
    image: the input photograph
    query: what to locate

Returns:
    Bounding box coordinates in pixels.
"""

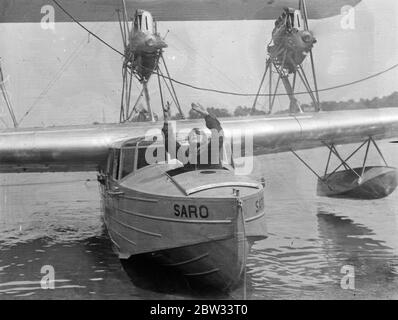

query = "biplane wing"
[1,107,398,174]
[0,0,361,23]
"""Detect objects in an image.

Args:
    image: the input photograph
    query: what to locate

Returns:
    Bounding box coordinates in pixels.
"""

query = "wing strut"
[0,59,18,128]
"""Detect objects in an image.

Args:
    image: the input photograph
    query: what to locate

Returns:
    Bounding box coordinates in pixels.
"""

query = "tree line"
[170,91,398,119]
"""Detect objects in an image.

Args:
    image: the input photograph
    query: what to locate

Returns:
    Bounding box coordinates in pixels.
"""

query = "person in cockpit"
[162,103,224,169]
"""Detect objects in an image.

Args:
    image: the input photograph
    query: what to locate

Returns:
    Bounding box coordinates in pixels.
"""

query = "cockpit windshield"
[114,139,166,180]
[120,147,136,179]
[136,147,151,170]
[110,136,234,180]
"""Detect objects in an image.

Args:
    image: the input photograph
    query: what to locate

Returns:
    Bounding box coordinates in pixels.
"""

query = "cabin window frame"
[106,148,121,181]
[116,136,241,180]
[136,142,149,170]
[117,139,167,180]
[119,146,137,180]
[135,140,166,170]
[112,149,121,180]
[107,149,114,177]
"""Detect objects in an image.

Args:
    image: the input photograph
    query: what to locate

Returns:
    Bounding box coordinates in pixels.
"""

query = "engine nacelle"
[268,7,316,74]
[125,10,168,81]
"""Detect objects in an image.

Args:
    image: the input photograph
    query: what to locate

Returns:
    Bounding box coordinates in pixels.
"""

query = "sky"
[0,0,398,127]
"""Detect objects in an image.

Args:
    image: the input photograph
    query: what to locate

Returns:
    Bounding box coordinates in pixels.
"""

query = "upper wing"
[1,108,398,173]
[0,0,362,23]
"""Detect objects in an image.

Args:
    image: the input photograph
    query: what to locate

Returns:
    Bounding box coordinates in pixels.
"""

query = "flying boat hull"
[101,165,267,290]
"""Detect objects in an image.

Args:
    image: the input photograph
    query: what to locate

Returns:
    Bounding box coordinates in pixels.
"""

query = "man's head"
[188,128,208,146]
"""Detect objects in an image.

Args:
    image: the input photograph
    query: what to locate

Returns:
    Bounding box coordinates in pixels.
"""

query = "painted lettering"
[199,205,209,219]
[180,205,188,218]
[188,205,198,218]
[174,204,180,217]
[173,204,209,219]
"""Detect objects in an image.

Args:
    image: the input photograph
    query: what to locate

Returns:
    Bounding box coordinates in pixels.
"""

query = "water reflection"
[0,231,141,299]
[317,211,398,291]
[0,228,235,299]
[245,207,398,299]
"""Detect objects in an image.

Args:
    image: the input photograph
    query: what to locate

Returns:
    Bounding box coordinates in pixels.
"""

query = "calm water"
[0,141,397,300]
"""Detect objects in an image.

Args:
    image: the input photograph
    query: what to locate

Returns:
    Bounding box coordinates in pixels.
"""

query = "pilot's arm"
[204,113,222,133]
[191,103,224,166]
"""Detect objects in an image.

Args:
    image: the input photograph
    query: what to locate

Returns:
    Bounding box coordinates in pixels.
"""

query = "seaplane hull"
[100,164,267,290]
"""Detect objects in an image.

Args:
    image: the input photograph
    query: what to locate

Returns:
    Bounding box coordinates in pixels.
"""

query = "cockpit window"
[289,13,294,27]
[120,147,136,179]
[112,149,121,180]
[137,147,150,170]
[136,145,164,169]
[117,141,166,179]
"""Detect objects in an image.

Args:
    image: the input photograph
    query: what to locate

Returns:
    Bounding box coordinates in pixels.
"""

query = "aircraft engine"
[268,7,316,74]
[124,9,167,82]
[118,6,182,123]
